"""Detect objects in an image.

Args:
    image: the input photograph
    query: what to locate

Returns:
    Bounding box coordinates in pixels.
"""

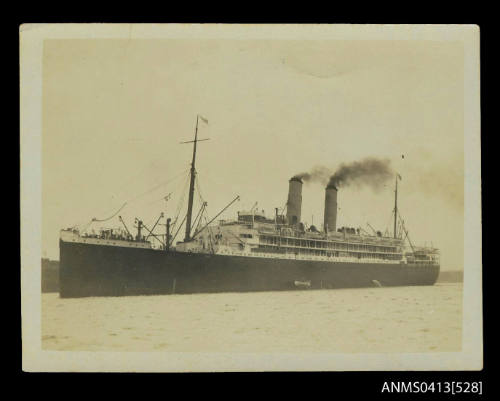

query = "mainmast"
[393,174,398,239]
[182,115,209,242]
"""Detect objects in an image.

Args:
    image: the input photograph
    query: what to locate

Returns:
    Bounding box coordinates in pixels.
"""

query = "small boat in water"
[294,280,312,288]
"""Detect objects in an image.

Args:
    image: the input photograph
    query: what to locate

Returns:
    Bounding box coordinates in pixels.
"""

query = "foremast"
[184,117,199,241]
[182,115,209,242]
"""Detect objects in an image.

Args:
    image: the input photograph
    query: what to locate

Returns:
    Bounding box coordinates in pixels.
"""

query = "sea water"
[42,283,462,353]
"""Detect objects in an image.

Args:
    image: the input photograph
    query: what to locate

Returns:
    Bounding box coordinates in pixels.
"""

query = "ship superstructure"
[177,187,438,267]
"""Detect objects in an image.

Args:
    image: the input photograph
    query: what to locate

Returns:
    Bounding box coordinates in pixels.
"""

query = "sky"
[42,39,464,270]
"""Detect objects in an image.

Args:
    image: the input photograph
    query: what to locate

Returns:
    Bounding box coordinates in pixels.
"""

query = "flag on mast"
[199,115,208,124]
[397,173,402,181]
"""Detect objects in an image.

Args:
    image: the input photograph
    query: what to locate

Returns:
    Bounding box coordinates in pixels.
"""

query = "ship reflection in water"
[42,283,462,353]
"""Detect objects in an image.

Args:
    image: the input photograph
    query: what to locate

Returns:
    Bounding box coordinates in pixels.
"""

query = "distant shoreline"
[436,270,464,283]
[41,258,59,293]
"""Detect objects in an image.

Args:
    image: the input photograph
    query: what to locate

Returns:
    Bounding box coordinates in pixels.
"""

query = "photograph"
[21,24,482,372]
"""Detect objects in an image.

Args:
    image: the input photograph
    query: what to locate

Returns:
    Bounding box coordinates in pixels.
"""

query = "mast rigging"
[192,195,240,239]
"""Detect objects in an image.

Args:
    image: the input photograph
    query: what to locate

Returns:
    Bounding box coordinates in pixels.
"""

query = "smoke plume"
[293,166,331,185]
[293,157,394,191]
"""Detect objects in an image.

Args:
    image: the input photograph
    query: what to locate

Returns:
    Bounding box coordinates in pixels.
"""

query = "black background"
[12,6,493,399]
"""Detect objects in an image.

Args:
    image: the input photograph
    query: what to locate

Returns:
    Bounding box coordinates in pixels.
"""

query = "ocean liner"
[59,116,440,298]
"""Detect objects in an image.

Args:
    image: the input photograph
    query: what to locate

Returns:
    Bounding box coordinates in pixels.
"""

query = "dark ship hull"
[59,239,440,298]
